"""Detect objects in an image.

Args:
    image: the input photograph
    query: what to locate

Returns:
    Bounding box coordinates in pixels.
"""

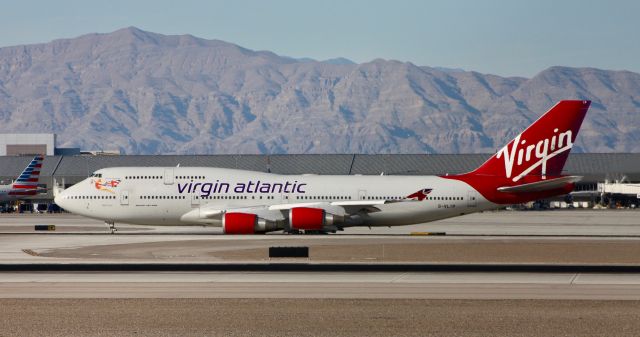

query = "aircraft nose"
[54,190,66,209]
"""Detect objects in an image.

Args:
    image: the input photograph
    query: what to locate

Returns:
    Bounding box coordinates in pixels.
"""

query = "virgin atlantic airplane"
[55,100,590,234]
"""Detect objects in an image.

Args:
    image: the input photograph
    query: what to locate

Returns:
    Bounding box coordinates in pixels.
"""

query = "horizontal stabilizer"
[497,176,582,193]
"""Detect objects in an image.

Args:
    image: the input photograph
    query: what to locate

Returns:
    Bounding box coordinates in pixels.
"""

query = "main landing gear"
[105,221,117,234]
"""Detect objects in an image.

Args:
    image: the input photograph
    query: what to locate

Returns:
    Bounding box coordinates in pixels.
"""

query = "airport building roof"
[0,153,638,183]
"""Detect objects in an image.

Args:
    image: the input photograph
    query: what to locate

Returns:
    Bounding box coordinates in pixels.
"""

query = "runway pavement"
[1,271,640,300]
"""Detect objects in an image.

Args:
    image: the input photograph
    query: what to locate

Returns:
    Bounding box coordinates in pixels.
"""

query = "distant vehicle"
[55,101,590,234]
[0,155,44,202]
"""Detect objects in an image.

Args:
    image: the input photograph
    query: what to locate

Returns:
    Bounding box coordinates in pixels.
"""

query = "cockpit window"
[90,173,103,178]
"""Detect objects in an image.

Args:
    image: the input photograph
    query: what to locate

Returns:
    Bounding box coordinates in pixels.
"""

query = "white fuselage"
[0,184,18,202]
[55,167,496,228]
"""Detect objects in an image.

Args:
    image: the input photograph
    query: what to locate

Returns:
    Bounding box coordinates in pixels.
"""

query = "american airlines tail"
[0,155,44,201]
[446,100,590,204]
[10,155,44,196]
[55,100,590,233]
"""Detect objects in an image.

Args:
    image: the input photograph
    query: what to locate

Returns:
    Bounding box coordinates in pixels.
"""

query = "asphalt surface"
[2,271,640,300]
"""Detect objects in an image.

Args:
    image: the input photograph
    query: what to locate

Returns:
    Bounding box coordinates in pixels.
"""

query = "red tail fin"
[446,100,590,204]
[472,100,589,180]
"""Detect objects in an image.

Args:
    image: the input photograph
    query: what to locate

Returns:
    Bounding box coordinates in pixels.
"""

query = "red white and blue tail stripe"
[9,155,43,196]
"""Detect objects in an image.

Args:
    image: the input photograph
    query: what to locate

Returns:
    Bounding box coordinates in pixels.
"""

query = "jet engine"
[222,212,278,234]
[288,207,344,231]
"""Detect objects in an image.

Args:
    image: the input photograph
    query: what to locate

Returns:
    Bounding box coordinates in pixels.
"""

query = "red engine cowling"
[289,207,324,230]
[222,212,257,234]
[289,207,344,230]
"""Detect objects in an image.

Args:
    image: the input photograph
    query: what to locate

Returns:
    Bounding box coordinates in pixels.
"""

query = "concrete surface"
[2,271,640,300]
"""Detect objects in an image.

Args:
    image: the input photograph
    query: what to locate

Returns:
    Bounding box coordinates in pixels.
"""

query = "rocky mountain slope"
[0,27,637,154]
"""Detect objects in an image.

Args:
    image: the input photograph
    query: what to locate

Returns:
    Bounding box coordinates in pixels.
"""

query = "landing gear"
[285,229,329,235]
[105,221,117,234]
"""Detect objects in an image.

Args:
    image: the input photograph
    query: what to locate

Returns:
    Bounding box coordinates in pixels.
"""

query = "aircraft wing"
[268,201,391,214]
[182,204,284,222]
[180,198,412,224]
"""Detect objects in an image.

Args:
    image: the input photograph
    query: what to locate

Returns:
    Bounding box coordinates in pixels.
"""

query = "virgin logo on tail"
[498,128,573,182]
[443,100,590,205]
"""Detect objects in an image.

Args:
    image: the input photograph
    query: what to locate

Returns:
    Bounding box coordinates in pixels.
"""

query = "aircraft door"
[467,191,477,207]
[164,169,174,185]
[120,190,129,206]
[358,190,367,200]
[191,193,200,207]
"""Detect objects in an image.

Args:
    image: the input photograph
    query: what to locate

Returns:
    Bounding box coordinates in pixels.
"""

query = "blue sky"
[1,0,638,77]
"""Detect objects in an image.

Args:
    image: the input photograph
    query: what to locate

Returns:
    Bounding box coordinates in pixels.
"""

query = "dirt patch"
[1,298,639,337]
[37,238,640,264]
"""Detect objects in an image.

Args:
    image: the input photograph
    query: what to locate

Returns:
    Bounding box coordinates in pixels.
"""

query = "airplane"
[54,100,590,234]
[0,155,45,202]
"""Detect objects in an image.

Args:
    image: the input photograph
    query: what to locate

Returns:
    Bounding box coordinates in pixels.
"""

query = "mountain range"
[0,27,638,154]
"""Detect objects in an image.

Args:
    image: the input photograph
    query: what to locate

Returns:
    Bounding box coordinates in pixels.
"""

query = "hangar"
[0,153,638,209]
[0,134,56,156]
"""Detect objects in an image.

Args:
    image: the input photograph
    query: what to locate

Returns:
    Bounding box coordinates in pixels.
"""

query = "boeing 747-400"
[55,101,590,234]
